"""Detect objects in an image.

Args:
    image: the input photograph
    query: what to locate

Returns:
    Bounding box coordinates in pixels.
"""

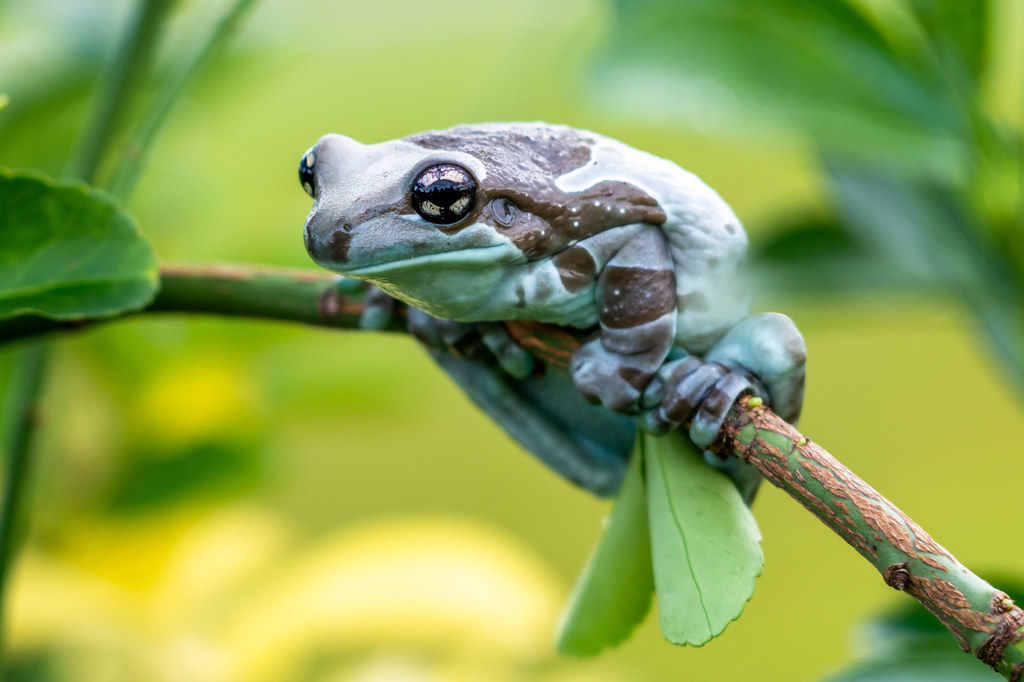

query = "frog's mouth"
[336,242,528,320]
[342,243,523,278]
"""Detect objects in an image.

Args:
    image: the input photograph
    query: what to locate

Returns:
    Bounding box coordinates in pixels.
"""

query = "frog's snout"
[304,207,353,266]
[299,133,365,268]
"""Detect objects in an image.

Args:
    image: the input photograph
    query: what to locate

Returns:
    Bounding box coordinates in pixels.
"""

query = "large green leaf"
[826,158,1024,393]
[644,431,762,646]
[826,658,1000,681]
[824,576,1024,681]
[750,214,956,296]
[557,442,654,656]
[908,0,989,87]
[602,0,968,177]
[0,169,158,321]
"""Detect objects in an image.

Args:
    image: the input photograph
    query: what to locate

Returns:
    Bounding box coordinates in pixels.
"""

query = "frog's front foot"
[640,357,765,447]
[569,337,656,414]
[641,313,806,447]
[407,308,534,379]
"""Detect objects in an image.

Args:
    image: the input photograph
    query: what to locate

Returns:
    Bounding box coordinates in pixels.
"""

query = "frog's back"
[554,129,751,352]
[411,123,749,352]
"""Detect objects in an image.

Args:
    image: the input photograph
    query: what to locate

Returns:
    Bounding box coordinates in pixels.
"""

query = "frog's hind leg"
[643,312,805,446]
[569,225,678,413]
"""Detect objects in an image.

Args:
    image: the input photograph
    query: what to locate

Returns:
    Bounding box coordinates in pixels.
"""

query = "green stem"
[64,0,177,182]
[150,263,400,329]
[108,0,260,199]
[1,0,175,669]
[0,264,401,344]
[0,343,48,661]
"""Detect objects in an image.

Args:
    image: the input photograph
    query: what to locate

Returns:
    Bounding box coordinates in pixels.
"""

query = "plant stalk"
[0,343,48,662]
[64,0,177,183]
[0,264,402,343]
[108,0,259,198]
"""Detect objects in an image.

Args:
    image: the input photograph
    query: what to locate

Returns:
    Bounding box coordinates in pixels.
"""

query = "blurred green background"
[1,0,1023,680]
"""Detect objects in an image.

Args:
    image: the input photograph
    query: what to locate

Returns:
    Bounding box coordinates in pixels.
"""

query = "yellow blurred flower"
[8,507,622,682]
[225,516,565,681]
[133,356,261,447]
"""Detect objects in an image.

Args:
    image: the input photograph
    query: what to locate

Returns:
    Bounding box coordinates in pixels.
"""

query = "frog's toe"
[358,284,397,330]
[638,407,673,435]
[655,359,765,447]
[659,362,728,424]
[569,342,646,413]
[407,312,533,378]
[687,372,762,448]
[407,309,474,350]
[637,356,704,433]
[478,323,533,379]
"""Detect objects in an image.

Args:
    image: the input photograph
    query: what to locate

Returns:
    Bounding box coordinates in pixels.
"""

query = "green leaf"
[853,576,1024,664]
[826,158,1024,393]
[105,440,263,514]
[0,169,158,321]
[557,442,654,656]
[825,576,1024,681]
[908,0,989,86]
[644,430,762,646]
[602,0,968,177]
[825,657,1000,682]
[750,214,950,296]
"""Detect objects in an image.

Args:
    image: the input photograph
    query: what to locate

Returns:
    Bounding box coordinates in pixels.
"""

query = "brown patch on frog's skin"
[699,374,747,423]
[602,316,674,355]
[552,245,597,292]
[599,266,676,329]
[514,282,527,308]
[617,366,652,392]
[309,194,413,266]
[409,125,667,260]
[329,229,353,263]
[494,181,666,259]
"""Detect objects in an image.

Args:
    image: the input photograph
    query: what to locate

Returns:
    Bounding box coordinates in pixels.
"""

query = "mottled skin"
[301,122,805,447]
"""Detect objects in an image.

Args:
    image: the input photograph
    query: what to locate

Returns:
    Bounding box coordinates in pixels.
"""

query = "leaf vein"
[653,446,713,635]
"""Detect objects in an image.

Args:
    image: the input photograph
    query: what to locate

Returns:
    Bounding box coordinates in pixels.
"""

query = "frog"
[299,122,805,458]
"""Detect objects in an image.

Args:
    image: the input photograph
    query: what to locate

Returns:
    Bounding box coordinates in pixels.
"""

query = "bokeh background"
[1,0,1023,680]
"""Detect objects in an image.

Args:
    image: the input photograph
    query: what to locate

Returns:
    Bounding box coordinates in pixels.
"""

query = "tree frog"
[299,123,805,452]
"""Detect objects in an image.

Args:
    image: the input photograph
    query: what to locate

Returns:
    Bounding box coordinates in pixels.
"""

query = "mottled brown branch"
[712,403,1024,676]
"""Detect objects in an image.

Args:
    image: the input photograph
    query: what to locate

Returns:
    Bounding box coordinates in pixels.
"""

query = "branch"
[2,262,1022,676]
[0,264,404,343]
[0,342,48,662]
[721,403,1024,678]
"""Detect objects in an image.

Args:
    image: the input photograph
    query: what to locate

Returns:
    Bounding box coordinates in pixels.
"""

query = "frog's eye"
[411,164,476,225]
[298,149,316,197]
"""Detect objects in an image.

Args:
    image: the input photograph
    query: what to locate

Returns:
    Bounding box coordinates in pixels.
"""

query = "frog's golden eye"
[298,149,316,197]
[411,164,476,225]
